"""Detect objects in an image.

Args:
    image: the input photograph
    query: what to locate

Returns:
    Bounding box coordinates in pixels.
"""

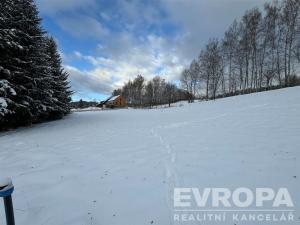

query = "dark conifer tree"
[0,0,33,128]
[0,0,72,130]
[45,36,72,119]
[18,0,53,122]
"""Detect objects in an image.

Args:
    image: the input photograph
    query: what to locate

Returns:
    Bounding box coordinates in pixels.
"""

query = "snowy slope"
[0,87,300,225]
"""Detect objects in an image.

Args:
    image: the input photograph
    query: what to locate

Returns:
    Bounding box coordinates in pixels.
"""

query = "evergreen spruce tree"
[45,36,72,119]
[0,0,33,129]
[0,0,72,130]
[17,0,53,122]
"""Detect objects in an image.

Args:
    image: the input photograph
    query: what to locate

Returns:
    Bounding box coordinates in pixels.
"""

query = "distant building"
[98,95,127,109]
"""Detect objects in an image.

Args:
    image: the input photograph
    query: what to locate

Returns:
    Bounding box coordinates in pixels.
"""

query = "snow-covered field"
[0,87,300,225]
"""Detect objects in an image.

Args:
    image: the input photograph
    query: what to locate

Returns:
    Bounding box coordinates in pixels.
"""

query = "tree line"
[181,0,300,100]
[113,75,192,107]
[0,0,72,130]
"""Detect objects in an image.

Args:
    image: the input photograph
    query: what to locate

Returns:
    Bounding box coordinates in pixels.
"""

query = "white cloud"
[65,65,112,96]
[160,0,267,59]
[68,33,186,94]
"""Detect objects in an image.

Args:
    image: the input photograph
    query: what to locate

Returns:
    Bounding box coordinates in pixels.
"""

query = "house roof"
[108,95,120,102]
[104,95,120,104]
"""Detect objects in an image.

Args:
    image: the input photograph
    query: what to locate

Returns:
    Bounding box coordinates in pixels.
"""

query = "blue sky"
[36,0,266,101]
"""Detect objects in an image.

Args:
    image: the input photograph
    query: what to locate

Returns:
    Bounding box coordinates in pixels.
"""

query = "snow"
[0,177,12,188]
[0,87,300,225]
[0,79,16,96]
[17,44,24,50]
[0,98,9,116]
[9,87,16,96]
[0,97,8,108]
[71,107,102,112]
[41,104,47,111]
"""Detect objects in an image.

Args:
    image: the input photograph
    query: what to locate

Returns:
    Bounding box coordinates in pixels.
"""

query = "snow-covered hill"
[1,87,300,225]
